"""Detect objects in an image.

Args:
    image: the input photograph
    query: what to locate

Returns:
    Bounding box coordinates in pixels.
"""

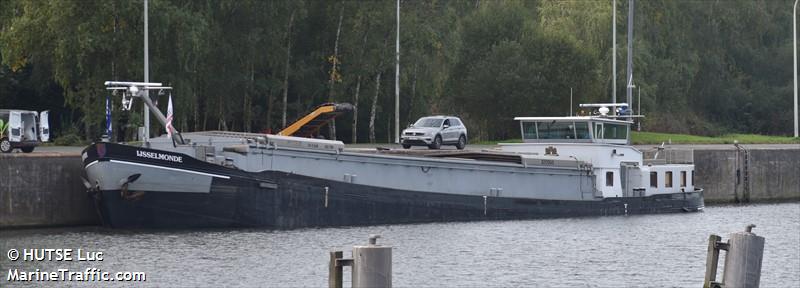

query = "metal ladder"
[742,149,750,202]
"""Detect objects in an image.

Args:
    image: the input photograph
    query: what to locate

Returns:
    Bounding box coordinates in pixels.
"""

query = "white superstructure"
[500,109,695,198]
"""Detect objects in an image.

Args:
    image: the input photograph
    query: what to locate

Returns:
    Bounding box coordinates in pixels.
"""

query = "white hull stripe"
[85,160,100,169]
[108,159,231,179]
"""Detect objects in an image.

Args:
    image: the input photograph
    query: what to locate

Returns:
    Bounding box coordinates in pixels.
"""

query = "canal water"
[1,203,798,287]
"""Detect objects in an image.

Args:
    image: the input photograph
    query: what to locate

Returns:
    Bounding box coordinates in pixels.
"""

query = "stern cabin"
[500,109,696,199]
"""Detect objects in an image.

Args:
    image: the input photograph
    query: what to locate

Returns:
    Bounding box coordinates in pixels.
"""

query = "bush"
[53,133,85,146]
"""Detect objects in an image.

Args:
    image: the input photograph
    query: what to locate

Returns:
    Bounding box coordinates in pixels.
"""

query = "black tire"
[428,135,442,150]
[402,144,411,149]
[0,138,11,153]
[456,135,467,150]
[21,146,34,153]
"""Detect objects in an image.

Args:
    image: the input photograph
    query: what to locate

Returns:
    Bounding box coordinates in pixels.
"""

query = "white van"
[0,109,49,153]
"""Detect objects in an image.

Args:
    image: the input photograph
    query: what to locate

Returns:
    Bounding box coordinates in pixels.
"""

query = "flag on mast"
[166,95,174,138]
[105,95,112,139]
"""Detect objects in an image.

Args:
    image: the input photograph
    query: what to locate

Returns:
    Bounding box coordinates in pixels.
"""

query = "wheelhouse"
[515,117,632,145]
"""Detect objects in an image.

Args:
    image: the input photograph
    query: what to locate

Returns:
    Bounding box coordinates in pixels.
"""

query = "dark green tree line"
[1,0,797,143]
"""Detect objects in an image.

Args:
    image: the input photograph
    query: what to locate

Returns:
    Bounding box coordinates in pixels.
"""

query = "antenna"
[578,103,643,120]
[569,87,573,116]
[579,103,629,108]
[104,81,181,144]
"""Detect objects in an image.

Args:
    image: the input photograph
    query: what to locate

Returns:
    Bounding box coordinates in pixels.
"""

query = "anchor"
[81,176,105,226]
[81,176,101,199]
[118,174,146,201]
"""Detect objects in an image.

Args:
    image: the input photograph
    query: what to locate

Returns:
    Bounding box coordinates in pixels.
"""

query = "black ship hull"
[93,171,704,229]
[83,143,704,229]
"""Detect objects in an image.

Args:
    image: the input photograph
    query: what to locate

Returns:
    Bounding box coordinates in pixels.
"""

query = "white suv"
[401,116,467,149]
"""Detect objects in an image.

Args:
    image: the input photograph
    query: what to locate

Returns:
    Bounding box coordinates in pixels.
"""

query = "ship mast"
[626,0,635,115]
[143,0,150,142]
[394,0,400,144]
[612,0,616,115]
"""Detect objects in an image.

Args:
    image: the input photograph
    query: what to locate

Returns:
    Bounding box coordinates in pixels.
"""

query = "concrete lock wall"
[0,147,798,228]
[694,148,800,203]
[747,149,800,202]
[694,150,739,203]
[0,154,99,228]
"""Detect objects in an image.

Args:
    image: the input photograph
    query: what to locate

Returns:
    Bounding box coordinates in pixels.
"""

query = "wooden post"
[704,225,764,288]
[703,234,722,288]
[329,251,343,288]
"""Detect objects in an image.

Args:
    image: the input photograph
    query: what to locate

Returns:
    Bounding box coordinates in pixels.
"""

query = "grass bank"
[630,132,799,145]
[476,132,800,145]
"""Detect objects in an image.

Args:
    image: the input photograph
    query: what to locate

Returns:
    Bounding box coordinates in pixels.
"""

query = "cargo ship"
[81,81,703,228]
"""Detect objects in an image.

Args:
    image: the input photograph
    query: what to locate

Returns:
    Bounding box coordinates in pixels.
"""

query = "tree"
[1,0,797,141]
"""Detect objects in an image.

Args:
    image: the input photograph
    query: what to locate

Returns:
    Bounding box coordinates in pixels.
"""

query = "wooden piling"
[703,234,723,288]
[703,225,765,288]
[329,251,343,288]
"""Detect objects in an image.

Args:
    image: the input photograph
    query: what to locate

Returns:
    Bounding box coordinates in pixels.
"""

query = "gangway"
[277,103,354,137]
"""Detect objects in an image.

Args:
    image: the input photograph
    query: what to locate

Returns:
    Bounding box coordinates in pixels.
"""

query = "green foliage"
[631,132,800,145]
[52,124,86,146]
[0,119,7,138]
[0,0,797,142]
[447,1,600,140]
[53,133,85,146]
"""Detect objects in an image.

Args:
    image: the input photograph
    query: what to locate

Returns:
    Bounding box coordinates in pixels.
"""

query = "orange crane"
[277,103,354,138]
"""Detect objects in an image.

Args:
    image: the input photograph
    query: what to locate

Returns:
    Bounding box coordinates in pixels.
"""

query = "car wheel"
[428,135,442,150]
[0,138,11,153]
[21,146,34,153]
[402,144,411,149]
[456,135,467,150]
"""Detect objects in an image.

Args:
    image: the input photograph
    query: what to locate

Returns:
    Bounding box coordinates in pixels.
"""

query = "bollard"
[352,235,392,288]
[703,224,765,288]
[722,224,765,288]
[329,235,392,288]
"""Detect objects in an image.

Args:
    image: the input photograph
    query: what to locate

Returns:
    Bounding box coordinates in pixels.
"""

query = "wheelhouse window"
[681,171,687,187]
[521,121,592,141]
[665,171,673,188]
[691,171,695,186]
[594,123,603,139]
[606,172,614,187]
[650,172,658,188]
[574,122,591,139]
[538,121,576,139]
[522,122,537,139]
[521,120,621,141]
[604,123,628,140]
